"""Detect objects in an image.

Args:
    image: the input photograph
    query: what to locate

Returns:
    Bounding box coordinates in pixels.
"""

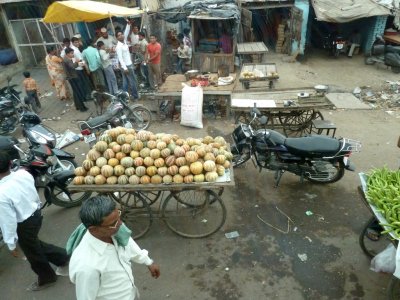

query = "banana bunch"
[241,71,255,79]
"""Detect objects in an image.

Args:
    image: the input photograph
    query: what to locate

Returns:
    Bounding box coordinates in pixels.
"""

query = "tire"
[359,216,391,259]
[119,195,152,240]
[231,145,251,168]
[162,190,226,238]
[392,66,400,74]
[306,160,345,183]
[388,277,400,300]
[126,105,152,131]
[46,175,92,208]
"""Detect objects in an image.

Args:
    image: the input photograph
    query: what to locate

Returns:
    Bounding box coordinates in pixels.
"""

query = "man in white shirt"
[176,41,191,74]
[0,151,69,291]
[115,30,139,99]
[97,40,119,94]
[69,196,160,300]
[71,37,93,99]
[96,27,118,50]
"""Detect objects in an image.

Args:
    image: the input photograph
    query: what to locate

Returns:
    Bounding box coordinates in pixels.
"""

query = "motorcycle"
[0,76,25,135]
[230,107,362,186]
[323,33,347,57]
[364,36,400,73]
[78,90,152,146]
[0,135,91,208]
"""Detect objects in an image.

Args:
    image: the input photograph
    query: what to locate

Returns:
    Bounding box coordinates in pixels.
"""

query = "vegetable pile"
[366,167,400,237]
[73,127,233,185]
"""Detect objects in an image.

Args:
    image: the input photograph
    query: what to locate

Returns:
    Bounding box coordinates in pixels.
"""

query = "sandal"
[366,228,380,241]
[26,280,56,291]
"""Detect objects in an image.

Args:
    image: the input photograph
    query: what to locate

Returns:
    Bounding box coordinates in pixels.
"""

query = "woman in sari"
[45,46,71,101]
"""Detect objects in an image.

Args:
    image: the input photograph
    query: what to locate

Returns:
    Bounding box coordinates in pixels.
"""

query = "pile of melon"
[73,127,233,185]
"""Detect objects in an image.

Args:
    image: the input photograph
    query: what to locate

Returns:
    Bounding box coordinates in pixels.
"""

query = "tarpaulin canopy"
[311,0,392,23]
[43,0,143,23]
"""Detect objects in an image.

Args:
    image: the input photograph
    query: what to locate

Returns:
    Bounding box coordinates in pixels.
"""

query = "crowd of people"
[42,20,163,112]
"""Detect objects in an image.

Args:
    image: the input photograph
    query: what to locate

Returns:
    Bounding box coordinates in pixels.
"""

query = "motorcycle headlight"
[30,131,48,145]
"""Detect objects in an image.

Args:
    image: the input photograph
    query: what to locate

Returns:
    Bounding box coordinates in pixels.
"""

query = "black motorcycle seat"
[86,111,115,128]
[284,136,341,157]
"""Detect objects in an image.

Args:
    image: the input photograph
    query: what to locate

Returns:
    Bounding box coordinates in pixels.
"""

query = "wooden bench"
[311,120,337,137]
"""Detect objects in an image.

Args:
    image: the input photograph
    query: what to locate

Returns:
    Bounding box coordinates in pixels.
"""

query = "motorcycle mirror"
[251,107,262,116]
[260,116,268,125]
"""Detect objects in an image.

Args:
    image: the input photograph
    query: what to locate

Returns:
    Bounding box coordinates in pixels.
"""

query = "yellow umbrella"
[43,0,143,23]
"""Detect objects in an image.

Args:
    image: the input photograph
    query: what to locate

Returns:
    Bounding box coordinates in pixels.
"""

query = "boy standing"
[23,71,41,110]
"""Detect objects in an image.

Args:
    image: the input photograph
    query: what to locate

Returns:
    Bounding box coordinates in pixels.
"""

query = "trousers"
[17,210,69,285]
[68,78,87,110]
[103,65,119,95]
[121,64,139,99]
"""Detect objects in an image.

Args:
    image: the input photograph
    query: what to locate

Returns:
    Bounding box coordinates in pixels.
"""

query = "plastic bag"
[180,83,203,129]
[370,243,396,273]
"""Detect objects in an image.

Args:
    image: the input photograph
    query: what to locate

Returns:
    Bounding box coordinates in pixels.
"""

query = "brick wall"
[363,15,388,54]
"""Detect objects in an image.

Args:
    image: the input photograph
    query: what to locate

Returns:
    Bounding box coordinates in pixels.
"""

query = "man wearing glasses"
[69,196,160,299]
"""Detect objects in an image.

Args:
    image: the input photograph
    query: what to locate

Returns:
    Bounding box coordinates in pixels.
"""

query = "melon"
[129,175,140,184]
[124,134,135,144]
[137,131,149,141]
[130,150,140,159]
[94,174,107,185]
[89,166,101,176]
[87,149,101,161]
[224,151,233,161]
[160,148,171,158]
[135,166,146,177]
[196,147,206,158]
[214,136,226,146]
[150,149,161,159]
[146,166,157,176]
[204,153,216,162]
[121,157,134,168]
[181,144,190,152]
[151,174,162,184]
[175,138,185,146]
[140,147,151,158]
[95,141,108,153]
[133,157,144,167]
[103,149,115,160]
[82,159,94,171]
[203,136,214,144]
[186,137,196,146]
[203,160,216,172]
[106,176,118,185]
[115,126,126,135]
[116,152,127,161]
[223,160,231,169]
[193,174,205,182]
[162,174,173,183]
[101,165,114,177]
[114,165,125,176]
[174,146,185,157]
[112,144,121,153]
[168,165,179,176]
[147,140,157,149]
[84,175,95,185]
[190,161,203,175]
[140,175,151,184]
[108,158,119,167]
[168,142,177,152]
[185,151,199,163]
[165,155,176,167]
[179,165,191,176]
[173,174,184,183]
[143,157,154,167]
[156,141,167,150]
[125,128,136,135]
[215,155,226,165]
[109,141,118,148]
[157,166,168,176]
[99,133,112,144]
[162,135,172,144]
[73,176,85,185]
[121,143,132,154]
[131,140,144,151]
[154,158,165,168]
[107,128,119,140]
[175,157,187,167]
[74,167,86,176]
[117,175,129,185]
[216,165,225,176]
[183,174,194,183]
[205,171,218,182]
[125,167,136,176]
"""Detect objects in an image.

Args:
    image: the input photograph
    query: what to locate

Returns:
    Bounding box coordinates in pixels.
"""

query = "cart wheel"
[279,110,316,137]
[161,190,226,238]
[305,111,324,135]
[119,195,153,240]
[109,191,162,207]
[244,82,250,89]
[359,216,389,259]
[388,277,400,300]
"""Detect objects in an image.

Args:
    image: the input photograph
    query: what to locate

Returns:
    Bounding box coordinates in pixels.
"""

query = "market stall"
[68,128,235,239]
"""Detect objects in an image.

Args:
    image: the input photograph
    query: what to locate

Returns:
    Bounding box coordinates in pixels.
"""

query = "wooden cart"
[68,168,235,239]
[231,91,335,137]
[239,63,279,89]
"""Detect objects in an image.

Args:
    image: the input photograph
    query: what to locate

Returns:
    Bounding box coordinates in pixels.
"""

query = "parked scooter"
[323,32,347,57]
[0,136,90,208]
[78,90,152,146]
[230,106,361,186]
[365,36,400,73]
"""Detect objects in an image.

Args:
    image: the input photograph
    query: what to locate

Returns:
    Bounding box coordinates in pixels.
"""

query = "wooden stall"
[189,15,237,73]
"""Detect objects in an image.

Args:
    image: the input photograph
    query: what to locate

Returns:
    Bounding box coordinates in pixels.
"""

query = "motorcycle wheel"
[231,145,251,168]
[306,160,345,183]
[58,158,77,171]
[126,105,152,131]
[46,175,92,208]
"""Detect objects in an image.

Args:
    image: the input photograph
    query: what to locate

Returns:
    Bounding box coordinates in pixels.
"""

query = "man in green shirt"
[82,40,106,91]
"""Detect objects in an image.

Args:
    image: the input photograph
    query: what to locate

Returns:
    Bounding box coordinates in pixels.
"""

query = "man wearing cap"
[73,33,84,52]
[96,28,117,51]
[115,30,139,100]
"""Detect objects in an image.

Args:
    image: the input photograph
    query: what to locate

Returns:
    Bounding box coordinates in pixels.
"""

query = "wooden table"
[237,42,268,63]
[239,63,278,89]
[384,34,400,45]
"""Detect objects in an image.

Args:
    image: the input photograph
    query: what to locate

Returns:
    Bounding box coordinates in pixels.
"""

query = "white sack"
[180,84,203,129]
